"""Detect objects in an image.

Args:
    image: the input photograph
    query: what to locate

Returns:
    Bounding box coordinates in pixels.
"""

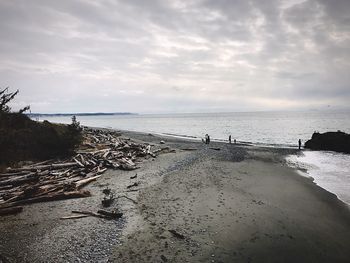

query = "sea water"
[36,110,350,147]
[287,151,350,205]
[37,110,350,205]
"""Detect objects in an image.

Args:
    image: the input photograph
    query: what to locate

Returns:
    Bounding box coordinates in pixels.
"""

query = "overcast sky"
[1,0,350,113]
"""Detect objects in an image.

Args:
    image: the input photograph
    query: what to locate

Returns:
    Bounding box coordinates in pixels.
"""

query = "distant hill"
[27,112,136,117]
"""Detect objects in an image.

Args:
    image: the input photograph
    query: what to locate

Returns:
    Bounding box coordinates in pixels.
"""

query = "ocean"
[287,151,350,205]
[37,110,350,205]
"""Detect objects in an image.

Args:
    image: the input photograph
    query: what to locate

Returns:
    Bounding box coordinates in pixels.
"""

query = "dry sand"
[1,131,350,262]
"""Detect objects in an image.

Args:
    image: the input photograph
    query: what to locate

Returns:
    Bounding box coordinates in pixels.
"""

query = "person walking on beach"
[208,135,210,144]
[229,135,232,144]
[234,139,236,144]
[205,134,209,144]
[298,139,302,150]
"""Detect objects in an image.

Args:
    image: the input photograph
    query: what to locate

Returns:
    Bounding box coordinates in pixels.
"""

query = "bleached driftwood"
[0,128,172,215]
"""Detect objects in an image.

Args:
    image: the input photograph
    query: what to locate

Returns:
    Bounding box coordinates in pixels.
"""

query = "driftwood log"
[0,206,23,216]
[169,229,186,240]
[0,128,171,215]
[72,209,122,220]
[97,209,123,219]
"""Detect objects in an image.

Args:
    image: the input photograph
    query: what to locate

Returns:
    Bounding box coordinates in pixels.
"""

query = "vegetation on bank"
[0,88,82,165]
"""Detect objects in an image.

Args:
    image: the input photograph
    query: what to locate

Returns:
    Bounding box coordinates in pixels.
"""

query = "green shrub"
[0,113,82,164]
[0,88,82,165]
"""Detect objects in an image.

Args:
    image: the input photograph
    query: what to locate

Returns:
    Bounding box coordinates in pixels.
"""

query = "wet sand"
[1,130,350,262]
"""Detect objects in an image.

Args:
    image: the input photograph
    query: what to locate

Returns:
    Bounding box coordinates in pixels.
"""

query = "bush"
[0,113,82,164]
[62,116,82,150]
[0,87,82,165]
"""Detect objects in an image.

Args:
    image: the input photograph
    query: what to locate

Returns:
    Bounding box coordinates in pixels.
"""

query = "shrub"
[0,88,82,165]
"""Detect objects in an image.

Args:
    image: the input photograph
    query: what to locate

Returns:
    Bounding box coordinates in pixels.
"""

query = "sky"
[1,0,350,113]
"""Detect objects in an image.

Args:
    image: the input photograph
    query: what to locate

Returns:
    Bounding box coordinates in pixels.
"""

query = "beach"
[1,130,350,262]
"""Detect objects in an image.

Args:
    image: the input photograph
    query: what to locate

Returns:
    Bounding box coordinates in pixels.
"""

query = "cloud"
[1,0,349,113]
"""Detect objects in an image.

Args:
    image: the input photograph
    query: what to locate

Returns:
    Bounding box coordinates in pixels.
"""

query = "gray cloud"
[1,0,349,113]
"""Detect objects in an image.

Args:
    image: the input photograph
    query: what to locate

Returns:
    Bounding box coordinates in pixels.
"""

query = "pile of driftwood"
[0,128,162,216]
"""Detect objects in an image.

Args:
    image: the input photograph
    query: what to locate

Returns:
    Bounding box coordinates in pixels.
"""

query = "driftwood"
[0,206,23,216]
[0,171,28,177]
[72,209,122,220]
[153,147,174,155]
[116,195,138,204]
[0,173,38,187]
[97,209,123,219]
[60,215,89,220]
[72,210,107,219]
[126,182,139,189]
[1,190,91,208]
[181,148,197,151]
[75,175,101,189]
[7,162,78,173]
[169,229,186,239]
[0,128,171,215]
[209,147,221,151]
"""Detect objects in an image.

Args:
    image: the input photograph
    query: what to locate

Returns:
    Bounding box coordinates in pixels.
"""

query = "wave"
[286,151,350,205]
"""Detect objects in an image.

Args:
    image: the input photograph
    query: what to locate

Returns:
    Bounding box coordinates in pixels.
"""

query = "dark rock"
[304,131,350,153]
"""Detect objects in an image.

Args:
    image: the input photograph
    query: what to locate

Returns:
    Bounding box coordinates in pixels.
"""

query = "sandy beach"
[1,130,350,263]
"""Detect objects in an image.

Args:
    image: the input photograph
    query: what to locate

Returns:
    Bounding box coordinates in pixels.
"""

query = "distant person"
[208,135,210,144]
[234,139,236,144]
[298,139,302,150]
[205,134,209,144]
[229,135,232,144]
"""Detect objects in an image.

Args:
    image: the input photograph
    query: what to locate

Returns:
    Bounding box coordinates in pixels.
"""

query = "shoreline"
[101,126,300,149]
[1,128,350,262]
[34,116,303,149]
[118,128,350,207]
[116,129,350,262]
[286,150,350,206]
[104,127,305,149]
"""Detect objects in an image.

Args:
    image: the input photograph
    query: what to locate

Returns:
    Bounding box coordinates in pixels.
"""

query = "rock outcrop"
[304,131,350,154]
